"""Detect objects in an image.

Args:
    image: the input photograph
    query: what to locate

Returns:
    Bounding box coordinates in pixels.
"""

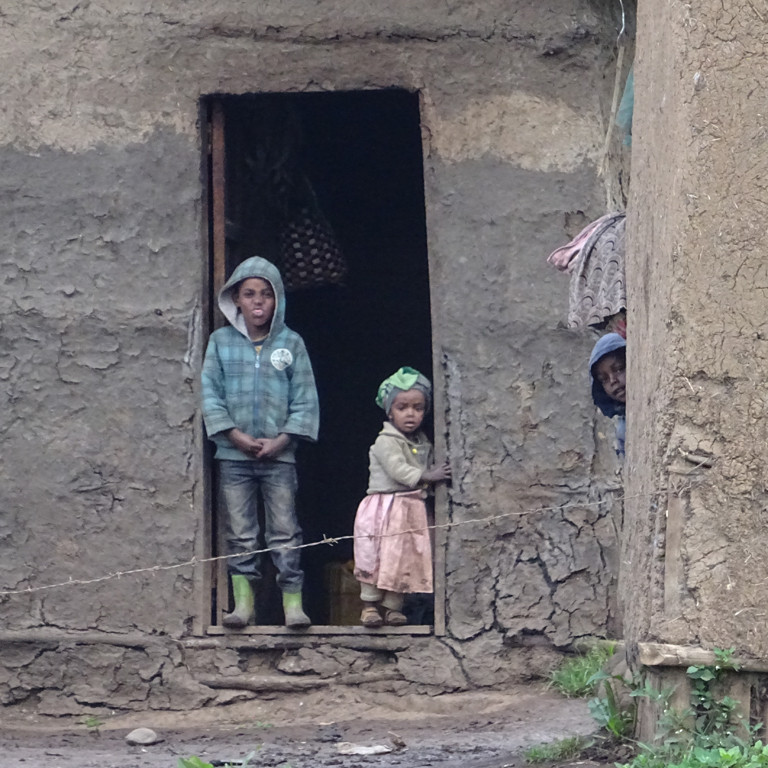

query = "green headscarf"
[376,366,432,415]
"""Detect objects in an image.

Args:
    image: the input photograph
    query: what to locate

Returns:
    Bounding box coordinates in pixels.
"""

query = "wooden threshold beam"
[638,642,768,672]
[206,624,431,636]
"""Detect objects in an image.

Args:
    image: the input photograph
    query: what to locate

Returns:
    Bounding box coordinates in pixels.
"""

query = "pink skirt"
[353,491,433,594]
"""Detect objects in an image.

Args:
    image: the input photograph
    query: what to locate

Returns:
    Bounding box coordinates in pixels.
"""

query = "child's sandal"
[360,605,383,628]
[383,609,407,626]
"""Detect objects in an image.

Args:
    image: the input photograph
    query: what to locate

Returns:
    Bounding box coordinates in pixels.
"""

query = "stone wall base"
[0,630,572,714]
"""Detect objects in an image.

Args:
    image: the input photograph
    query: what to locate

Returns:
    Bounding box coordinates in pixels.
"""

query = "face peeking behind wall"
[593,351,626,404]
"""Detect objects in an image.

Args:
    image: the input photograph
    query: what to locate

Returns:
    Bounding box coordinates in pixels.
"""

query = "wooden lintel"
[206,624,431,637]
[182,635,412,652]
[638,642,768,672]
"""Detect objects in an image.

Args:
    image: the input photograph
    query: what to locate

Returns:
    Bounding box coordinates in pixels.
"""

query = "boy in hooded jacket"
[202,256,319,629]
[589,332,626,458]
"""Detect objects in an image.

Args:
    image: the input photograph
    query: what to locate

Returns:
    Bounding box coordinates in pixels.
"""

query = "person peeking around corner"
[590,333,626,458]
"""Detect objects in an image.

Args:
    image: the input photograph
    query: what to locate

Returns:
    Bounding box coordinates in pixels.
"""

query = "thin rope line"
[0,489,654,598]
[598,0,630,181]
[617,0,626,41]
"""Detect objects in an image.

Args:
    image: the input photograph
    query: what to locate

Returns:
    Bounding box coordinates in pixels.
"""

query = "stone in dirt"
[336,741,393,755]
[388,730,407,749]
[125,727,162,745]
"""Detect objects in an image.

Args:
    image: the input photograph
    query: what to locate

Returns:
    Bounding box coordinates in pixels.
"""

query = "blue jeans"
[218,459,304,592]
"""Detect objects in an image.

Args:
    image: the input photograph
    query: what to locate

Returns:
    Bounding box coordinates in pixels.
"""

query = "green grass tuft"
[524,735,587,764]
[549,643,616,698]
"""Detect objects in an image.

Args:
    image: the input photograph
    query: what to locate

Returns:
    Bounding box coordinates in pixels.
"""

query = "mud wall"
[624,0,768,655]
[0,1,626,711]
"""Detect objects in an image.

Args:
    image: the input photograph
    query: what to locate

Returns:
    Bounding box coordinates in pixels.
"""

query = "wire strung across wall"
[0,489,649,598]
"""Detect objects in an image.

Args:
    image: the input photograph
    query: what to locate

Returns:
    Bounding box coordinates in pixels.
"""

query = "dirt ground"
[0,684,612,768]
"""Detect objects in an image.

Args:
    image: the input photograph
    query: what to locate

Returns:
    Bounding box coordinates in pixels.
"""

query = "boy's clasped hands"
[226,428,290,460]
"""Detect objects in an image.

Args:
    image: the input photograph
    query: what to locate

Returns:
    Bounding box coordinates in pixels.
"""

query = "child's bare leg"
[359,583,384,627]
[381,591,407,626]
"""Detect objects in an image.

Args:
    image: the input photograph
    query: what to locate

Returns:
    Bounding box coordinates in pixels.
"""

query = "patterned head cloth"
[376,366,432,415]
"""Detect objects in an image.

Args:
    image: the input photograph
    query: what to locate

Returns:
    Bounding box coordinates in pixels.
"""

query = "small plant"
[81,715,104,736]
[587,667,638,739]
[617,648,762,768]
[549,642,616,698]
[619,740,768,768]
[178,750,257,768]
[524,735,587,763]
[685,648,746,751]
[178,759,212,768]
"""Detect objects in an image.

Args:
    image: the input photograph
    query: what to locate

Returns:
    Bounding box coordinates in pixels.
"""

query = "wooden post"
[211,100,227,329]
[635,667,692,745]
[420,90,446,637]
[195,100,215,636]
[210,99,229,626]
[635,643,763,743]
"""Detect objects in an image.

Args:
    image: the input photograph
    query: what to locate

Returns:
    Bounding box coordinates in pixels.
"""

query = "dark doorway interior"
[210,89,433,626]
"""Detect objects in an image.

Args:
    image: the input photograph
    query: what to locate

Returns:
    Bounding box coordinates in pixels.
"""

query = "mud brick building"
[624,0,768,738]
[0,2,631,713]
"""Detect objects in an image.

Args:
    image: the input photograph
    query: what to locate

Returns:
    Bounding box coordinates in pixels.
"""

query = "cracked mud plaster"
[439,258,622,655]
[0,643,212,713]
[0,133,202,636]
[0,0,608,151]
[275,647,380,678]
[421,92,601,172]
[445,633,563,687]
[446,499,620,650]
[396,640,468,691]
[624,0,768,656]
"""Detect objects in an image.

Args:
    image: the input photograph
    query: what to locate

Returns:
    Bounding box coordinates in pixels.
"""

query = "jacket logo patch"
[271,348,293,370]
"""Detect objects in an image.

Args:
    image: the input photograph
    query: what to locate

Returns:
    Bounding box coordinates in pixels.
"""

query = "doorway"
[203,89,435,630]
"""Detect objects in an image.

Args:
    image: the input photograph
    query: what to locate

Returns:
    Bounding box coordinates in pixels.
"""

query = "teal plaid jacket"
[201,324,319,462]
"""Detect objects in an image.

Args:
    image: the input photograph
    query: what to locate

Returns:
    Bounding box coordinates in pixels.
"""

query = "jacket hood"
[218,256,286,340]
[589,332,626,418]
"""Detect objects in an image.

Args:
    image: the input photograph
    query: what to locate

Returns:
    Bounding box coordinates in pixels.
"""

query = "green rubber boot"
[222,574,255,628]
[282,590,311,629]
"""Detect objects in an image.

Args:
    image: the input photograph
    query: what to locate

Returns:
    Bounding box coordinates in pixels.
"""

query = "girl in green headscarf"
[353,367,451,627]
